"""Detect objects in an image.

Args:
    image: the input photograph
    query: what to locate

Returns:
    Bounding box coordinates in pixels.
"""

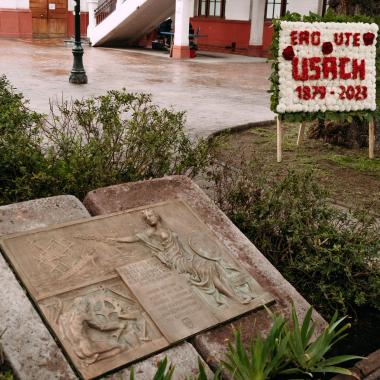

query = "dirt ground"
[218,122,380,215]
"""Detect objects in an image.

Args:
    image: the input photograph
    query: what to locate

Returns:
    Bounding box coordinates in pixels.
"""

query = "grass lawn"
[218,122,380,214]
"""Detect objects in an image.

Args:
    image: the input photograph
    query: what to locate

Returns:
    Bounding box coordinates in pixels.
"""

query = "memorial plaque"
[0,200,274,379]
[39,278,168,380]
[117,258,218,342]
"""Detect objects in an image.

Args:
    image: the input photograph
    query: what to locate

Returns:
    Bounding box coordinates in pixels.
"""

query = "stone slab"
[84,176,327,372]
[0,195,89,236]
[105,342,214,380]
[0,195,215,380]
[366,369,380,380]
[332,349,380,380]
[356,349,380,377]
[0,195,89,380]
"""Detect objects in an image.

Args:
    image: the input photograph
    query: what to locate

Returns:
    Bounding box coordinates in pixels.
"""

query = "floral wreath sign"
[271,19,378,162]
[277,22,378,114]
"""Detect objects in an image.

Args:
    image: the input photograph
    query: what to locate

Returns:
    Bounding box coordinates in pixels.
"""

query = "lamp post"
[69,0,88,84]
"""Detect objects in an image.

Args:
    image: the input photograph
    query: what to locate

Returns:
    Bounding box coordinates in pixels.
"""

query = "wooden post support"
[277,115,283,163]
[369,118,375,159]
[297,122,305,146]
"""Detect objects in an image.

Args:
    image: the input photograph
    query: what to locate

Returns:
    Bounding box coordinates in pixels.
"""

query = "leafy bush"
[0,371,13,380]
[222,306,361,380]
[129,357,221,380]
[0,75,47,204]
[0,78,218,204]
[210,161,380,318]
[222,313,289,380]
[139,306,360,380]
[40,91,217,199]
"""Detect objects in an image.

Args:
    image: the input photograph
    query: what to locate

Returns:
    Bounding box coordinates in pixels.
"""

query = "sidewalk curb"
[209,119,275,138]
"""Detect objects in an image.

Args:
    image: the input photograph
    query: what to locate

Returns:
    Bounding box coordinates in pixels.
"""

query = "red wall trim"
[67,11,89,37]
[0,9,32,38]
[193,16,250,25]
[190,17,273,58]
[190,17,251,52]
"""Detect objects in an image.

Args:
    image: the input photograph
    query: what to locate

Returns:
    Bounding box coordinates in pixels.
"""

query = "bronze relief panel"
[39,278,168,379]
[0,200,274,379]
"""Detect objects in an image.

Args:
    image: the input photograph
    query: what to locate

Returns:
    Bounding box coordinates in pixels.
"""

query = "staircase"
[90,0,175,47]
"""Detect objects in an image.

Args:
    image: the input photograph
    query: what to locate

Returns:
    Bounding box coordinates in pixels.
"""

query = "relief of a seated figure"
[58,294,146,365]
[108,209,256,306]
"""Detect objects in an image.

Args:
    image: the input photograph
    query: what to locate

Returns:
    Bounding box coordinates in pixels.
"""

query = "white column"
[174,0,190,46]
[87,0,98,38]
[172,0,193,58]
[249,0,266,46]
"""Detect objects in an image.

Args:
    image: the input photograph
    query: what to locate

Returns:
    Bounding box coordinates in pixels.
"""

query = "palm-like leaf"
[186,359,222,380]
[221,314,289,380]
[152,358,175,380]
[285,307,363,377]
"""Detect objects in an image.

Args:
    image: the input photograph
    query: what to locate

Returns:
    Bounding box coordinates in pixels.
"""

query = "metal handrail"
[95,0,117,25]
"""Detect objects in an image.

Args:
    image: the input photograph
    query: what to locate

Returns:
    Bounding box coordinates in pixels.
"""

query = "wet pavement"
[0,38,274,136]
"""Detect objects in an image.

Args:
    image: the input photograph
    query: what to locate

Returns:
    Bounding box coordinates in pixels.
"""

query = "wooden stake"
[277,115,283,163]
[297,122,305,145]
[369,118,375,159]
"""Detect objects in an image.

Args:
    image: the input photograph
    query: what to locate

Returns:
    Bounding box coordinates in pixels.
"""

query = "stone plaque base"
[0,200,274,379]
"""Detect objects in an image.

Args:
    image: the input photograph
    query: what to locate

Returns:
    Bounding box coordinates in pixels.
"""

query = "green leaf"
[312,366,357,375]
[129,367,135,380]
[320,355,364,367]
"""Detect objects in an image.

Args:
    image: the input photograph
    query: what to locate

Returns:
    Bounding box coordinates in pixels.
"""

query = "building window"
[198,0,225,17]
[265,0,282,19]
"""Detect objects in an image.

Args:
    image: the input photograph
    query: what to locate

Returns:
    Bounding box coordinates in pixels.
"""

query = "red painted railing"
[95,0,117,25]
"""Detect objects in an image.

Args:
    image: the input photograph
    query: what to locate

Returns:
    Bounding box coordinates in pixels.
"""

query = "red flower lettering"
[282,45,295,60]
[363,32,375,46]
[322,41,333,55]
[292,57,308,81]
[309,57,321,80]
[352,59,366,80]
[339,57,351,80]
[334,33,344,45]
[323,57,338,80]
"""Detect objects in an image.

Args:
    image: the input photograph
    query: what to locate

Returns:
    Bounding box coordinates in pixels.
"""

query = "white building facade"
[0,0,323,58]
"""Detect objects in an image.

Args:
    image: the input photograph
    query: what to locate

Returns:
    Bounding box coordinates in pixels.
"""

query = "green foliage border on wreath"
[269,11,379,124]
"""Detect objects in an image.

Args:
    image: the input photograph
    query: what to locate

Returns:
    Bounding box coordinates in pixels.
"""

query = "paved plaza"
[0,38,274,136]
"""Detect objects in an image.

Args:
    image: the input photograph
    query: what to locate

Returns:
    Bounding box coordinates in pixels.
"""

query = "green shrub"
[141,306,360,380]
[0,75,47,204]
[222,313,290,380]
[222,306,361,380]
[41,91,217,199]
[0,371,13,380]
[210,161,380,318]
[0,78,218,204]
